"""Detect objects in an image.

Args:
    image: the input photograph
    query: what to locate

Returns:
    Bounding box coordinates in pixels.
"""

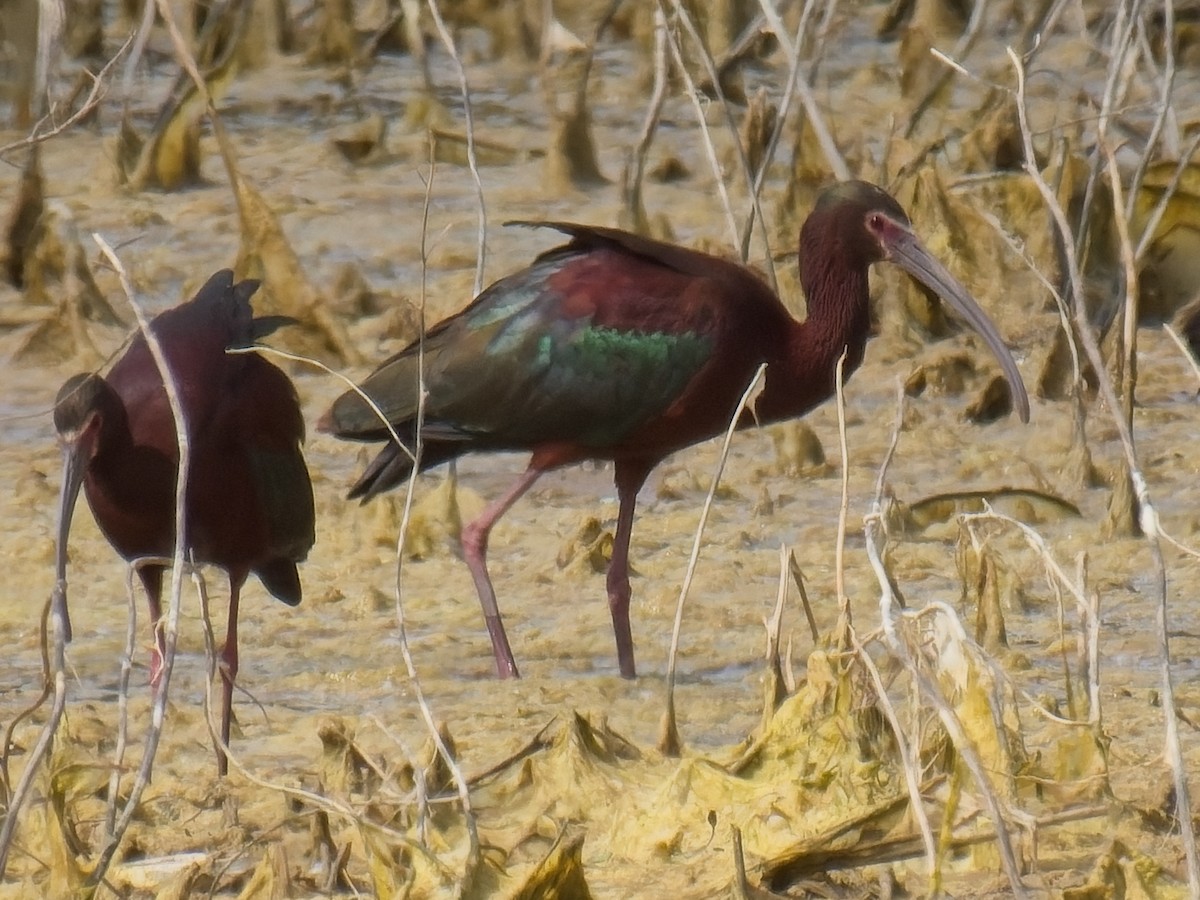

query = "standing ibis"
[320,180,1029,680]
[53,269,315,775]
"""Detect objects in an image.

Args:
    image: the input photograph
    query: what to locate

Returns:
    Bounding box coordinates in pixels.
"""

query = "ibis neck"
[755,259,872,425]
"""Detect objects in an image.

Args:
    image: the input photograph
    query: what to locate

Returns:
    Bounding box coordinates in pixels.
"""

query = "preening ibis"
[320,180,1029,679]
[54,269,315,774]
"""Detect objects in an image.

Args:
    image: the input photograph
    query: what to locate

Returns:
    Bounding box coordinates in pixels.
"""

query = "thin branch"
[661,363,767,756]
[753,0,849,181]
[1124,0,1175,225]
[0,33,134,162]
[866,426,1026,891]
[623,6,669,228]
[667,0,775,288]
[1163,323,1200,388]
[390,144,481,888]
[903,0,990,138]
[426,0,488,295]
[739,0,811,270]
[85,231,191,889]
[833,348,851,640]
[659,1,740,253]
[1134,130,1200,262]
[1009,44,1200,891]
[856,380,939,879]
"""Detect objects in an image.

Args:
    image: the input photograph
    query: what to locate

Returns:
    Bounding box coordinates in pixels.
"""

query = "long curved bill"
[887,227,1030,423]
[54,434,89,643]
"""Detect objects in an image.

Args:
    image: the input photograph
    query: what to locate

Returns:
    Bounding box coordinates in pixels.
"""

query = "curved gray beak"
[54,430,92,643]
[887,227,1030,423]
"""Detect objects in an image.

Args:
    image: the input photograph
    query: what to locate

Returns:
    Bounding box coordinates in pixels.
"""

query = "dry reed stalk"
[659,0,741,256]
[959,510,1100,721]
[84,231,192,889]
[758,545,790,732]
[387,144,481,888]
[234,148,485,887]
[1007,43,1200,892]
[1163,323,1200,387]
[103,556,168,838]
[666,0,776,289]
[0,554,66,878]
[833,350,851,642]
[787,551,820,644]
[855,381,940,880]
[739,0,819,265]
[1124,0,1176,226]
[659,363,767,757]
[623,6,669,231]
[33,0,63,122]
[1135,132,1200,261]
[902,0,989,138]
[0,602,50,808]
[120,0,157,94]
[369,714,433,845]
[976,207,1083,386]
[752,0,849,182]
[0,32,132,161]
[1079,553,1101,729]
[863,419,1027,890]
[426,0,488,295]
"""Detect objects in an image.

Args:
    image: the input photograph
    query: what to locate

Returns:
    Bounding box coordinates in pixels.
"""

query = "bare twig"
[753,0,849,181]
[865,416,1026,891]
[426,0,488,295]
[1134,131,1200,262]
[1008,44,1200,891]
[661,363,767,756]
[1124,0,1175,227]
[104,558,158,838]
[0,601,51,807]
[120,0,158,94]
[833,349,851,641]
[0,33,134,162]
[0,587,65,878]
[1163,323,1200,388]
[787,551,820,644]
[855,382,939,878]
[623,6,669,229]
[84,232,191,890]
[738,0,810,271]
[33,0,64,123]
[659,1,740,254]
[903,0,990,138]
[393,145,481,888]
[666,0,775,288]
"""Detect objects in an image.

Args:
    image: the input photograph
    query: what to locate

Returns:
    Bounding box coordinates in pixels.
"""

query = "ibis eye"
[868,213,885,231]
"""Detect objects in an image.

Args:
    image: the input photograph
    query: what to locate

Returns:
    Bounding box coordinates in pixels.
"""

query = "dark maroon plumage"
[54,269,315,775]
[321,180,1029,679]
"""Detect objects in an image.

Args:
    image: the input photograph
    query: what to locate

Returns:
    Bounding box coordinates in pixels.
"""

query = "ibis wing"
[325,252,719,449]
[511,220,753,284]
[226,357,316,562]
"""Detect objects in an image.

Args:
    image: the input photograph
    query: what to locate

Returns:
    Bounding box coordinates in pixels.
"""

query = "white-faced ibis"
[320,180,1029,680]
[54,269,315,775]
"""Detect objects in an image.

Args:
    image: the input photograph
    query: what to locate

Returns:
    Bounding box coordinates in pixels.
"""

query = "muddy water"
[2,4,1200,897]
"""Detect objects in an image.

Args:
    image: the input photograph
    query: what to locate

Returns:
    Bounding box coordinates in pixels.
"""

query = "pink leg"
[139,567,167,687]
[216,575,244,777]
[608,462,650,679]
[460,467,543,679]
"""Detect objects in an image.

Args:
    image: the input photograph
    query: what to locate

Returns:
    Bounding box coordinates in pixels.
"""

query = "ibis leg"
[139,566,166,687]
[460,467,543,679]
[216,576,244,777]
[608,462,650,679]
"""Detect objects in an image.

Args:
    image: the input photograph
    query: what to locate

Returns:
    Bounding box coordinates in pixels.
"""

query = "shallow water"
[2,2,1200,896]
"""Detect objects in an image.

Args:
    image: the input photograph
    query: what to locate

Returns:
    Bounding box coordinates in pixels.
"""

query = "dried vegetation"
[2,0,1200,897]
